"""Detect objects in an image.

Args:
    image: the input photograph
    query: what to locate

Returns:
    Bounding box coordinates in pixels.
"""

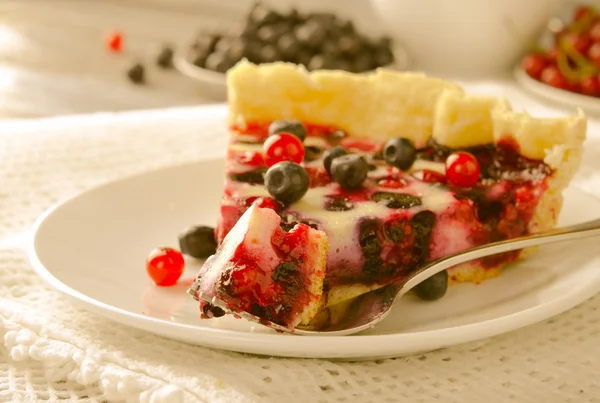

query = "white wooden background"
[0,0,385,119]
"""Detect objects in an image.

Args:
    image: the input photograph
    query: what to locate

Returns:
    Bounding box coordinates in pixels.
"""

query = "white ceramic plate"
[514,66,600,116]
[30,157,600,359]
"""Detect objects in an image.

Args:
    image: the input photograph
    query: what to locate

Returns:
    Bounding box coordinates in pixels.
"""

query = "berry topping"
[246,196,282,211]
[323,145,348,175]
[377,178,407,188]
[265,161,310,204]
[330,154,369,189]
[324,195,354,211]
[445,152,481,187]
[146,247,185,286]
[268,119,307,142]
[263,132,305,167]
[412,270,448,301]
[371,192,422,209]
[127,63,145,84]
[383,138,417,170]
[412,169,447,184]
[237,150,265,167]
[107,31,123,53]
[179,226,218,259]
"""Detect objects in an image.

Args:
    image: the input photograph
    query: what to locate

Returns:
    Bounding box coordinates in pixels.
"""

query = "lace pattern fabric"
[1,105,600,403]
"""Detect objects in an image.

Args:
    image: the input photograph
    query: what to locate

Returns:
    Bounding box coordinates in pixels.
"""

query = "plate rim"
[27,157,600,358]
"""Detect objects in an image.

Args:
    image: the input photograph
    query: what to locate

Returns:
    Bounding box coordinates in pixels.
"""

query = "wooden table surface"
[0,0,383,120]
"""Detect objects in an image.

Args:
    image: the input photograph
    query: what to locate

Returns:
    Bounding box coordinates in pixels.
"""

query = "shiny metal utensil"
[188,218,600,336]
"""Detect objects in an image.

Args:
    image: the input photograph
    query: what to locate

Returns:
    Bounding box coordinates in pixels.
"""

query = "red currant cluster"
[522,5,600,97]
[105,31,174,84]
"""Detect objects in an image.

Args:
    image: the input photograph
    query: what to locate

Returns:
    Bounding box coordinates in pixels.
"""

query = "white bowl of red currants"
[370,0,561,77]
[516,4,600,113]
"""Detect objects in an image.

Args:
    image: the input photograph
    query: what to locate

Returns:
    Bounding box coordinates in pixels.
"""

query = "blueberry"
[126,63,145,84]
[413,270,448,301]
[202,302,226,318]
[321,41,341,58]
[191,51,208,68]
[325,195,353,211]
[179,226,217,258]
[225,39,247,62]
[230,168,266,184]
[330,154,368,189]
[295,48,314,67]
[248,3,281,26]
[156,46,174,69]
[265,162,310,205]
[295,22,327,49]
[338,36,361,55]
[411,210,436,264]
[278,34,302,60]
[323,146,348,175]
[307,54,334,71]
[383,138,417,170]
[257,26,280,43]
[304,145,323,162]
[205,52,230,73]
[272,261,297,282]
[371,192,422,209]
[268,119,307,142]
[330,58,352,72]
[359,220,382,257]
[259,44,280,62]
[351,52,374,73]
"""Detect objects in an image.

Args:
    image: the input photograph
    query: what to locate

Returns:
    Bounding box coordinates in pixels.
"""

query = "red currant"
[579,76,600,97]
[562,32,592,55]
[546,46,559,63]
[540,66,571,91]
[263,132,305,167]
[445,152,480,187]
[574,5,595,21]
[412,169,447,184]
[591,22,600,42]
[522,53,548,80]
[146,247,185,286]
[588,42,600,68]
[107,32,123,53]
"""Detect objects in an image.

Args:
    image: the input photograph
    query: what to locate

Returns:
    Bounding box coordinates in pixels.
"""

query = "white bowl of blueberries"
[174,2,406,89]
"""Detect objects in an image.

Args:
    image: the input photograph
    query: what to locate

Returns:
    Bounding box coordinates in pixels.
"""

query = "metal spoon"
[188,217,600,336]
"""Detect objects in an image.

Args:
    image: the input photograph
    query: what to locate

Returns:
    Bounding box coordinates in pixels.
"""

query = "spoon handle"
[403,218,600,291]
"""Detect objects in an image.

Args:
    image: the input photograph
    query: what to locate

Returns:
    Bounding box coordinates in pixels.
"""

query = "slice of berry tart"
[189,60,586,331]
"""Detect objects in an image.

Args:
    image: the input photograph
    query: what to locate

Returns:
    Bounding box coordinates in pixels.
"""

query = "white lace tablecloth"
[2,102,600,403]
